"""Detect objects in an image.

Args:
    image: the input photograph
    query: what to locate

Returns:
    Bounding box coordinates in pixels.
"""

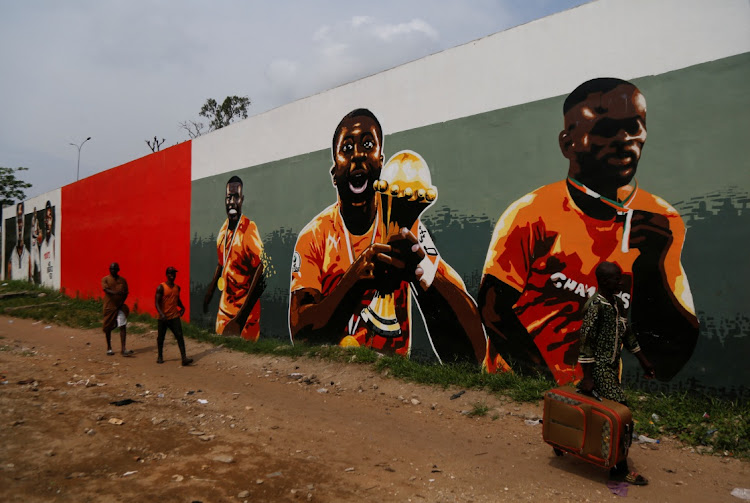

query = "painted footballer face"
[331,115,384,208]
[225,182,244,228]
[560,84,647,191]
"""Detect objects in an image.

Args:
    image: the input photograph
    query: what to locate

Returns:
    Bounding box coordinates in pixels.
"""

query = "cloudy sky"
[0,0,589,199]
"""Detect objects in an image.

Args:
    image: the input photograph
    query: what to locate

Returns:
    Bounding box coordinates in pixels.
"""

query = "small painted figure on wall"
[7,202,31,281]
[30,201,55,287]
[203,176,265,341]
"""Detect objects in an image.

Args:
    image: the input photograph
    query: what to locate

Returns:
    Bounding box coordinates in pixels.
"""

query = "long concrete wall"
[4,0,749,398]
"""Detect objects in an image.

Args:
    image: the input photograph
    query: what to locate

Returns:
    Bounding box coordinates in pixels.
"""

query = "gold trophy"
[360,150,437,337]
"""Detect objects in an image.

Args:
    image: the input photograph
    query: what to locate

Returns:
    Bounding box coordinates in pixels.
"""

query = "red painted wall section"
[61,141,191,319]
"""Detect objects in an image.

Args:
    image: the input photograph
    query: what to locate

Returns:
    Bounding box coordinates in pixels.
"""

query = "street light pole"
[69,137,92,181]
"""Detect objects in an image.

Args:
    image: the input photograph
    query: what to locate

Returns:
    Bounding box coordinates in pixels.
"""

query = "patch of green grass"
[2,280,748,459]
[371,356,552,402]
[467,401,490,417]
[625,389,750,458]
[0,281,102,327]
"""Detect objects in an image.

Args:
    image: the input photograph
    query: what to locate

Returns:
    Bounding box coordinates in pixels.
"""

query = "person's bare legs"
[119,326,131,355]
[105,330,114,355]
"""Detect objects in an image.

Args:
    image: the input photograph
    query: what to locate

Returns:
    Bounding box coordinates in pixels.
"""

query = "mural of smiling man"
[31,201,56,287]
[7,202,31,281]
[203,176,265,341]
[39,201,56,288]
[479,78,699,383]
[289,108,490,364]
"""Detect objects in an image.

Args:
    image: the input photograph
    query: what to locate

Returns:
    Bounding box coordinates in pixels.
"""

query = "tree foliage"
[0,167,32,207]
[179,95,251,139]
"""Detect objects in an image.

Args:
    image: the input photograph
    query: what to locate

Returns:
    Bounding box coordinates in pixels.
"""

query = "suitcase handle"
[576,388,603,401]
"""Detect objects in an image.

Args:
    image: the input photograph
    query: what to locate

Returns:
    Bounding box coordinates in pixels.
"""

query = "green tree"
[0,167,32,207]
[179,95,251,139]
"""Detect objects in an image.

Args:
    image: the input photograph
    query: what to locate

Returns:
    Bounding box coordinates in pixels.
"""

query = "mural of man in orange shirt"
[289,108,490,365]
[479,78,699,383]
[203,176,265,341]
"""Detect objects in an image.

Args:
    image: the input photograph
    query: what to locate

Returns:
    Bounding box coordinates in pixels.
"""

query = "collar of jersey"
[566,176,638,213]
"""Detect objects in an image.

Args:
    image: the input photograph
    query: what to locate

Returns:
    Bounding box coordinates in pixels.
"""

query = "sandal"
[612,471,648,486]
[121,349,134,357]
[625,472,648,486]
[107,350,115,356]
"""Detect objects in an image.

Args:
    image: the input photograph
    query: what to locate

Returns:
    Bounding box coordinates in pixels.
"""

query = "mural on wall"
[5,202,32,281]
[479,78,699,384]
[187,52,747,397]
[32,201,56,287]
[288,109,488,364]
[3,192,60,288]
[201,176,265,341]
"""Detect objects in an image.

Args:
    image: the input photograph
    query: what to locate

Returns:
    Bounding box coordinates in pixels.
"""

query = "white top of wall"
[192,0,750,181]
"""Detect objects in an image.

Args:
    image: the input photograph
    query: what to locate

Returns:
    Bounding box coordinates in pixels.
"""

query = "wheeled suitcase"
[542,385,633,468]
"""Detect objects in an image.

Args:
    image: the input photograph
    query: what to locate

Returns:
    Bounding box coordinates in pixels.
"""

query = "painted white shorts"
[116,310,128,328]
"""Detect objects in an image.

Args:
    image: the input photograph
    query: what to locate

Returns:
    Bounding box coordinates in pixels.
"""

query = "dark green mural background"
[191,53,750,397]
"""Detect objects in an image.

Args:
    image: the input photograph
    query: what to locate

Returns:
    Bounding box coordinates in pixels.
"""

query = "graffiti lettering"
[549,271,629,308]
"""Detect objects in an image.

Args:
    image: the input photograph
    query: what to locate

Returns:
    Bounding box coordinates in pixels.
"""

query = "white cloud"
[321,42,349,59]
[351,16,373,28]
[313,25,331,42]
[263,15,443,108]
[375,19,439,42]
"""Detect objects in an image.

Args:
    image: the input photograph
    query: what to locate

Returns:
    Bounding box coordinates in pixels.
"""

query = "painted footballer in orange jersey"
[481,180,694,382]
[479,78,698,383]
[291,201,467,356]
[289,109,491,365]
[204,176,265,341]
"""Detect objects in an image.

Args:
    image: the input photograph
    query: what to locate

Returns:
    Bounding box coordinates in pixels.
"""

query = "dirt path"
[0,315,746,502]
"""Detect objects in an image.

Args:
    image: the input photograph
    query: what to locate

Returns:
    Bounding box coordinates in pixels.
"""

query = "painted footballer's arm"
[478,274,552,377]
[223,263,265,336]
[388,228,485,364]
[290,243,392,345]
[628,210,699,380]
[203,263,222,314]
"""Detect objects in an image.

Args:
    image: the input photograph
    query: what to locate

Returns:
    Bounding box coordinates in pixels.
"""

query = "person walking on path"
[155,266,193,366]
[102,262,132,356]
[578,261,655,485]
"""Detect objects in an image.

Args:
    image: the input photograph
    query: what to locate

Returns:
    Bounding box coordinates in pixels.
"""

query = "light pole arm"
[70,136,91,181]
